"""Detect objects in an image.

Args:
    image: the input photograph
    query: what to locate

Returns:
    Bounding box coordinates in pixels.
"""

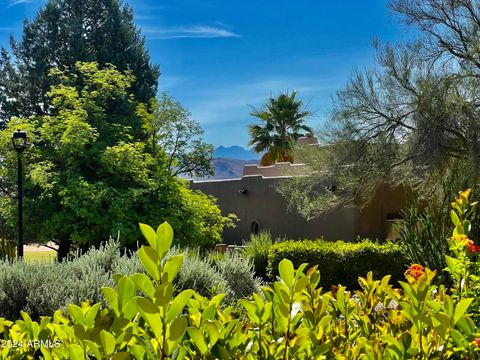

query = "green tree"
[0,63,234,260]
[136,93,215,178]
[279,1,480,218]
[248,91,312,166]
[0,0,159,125]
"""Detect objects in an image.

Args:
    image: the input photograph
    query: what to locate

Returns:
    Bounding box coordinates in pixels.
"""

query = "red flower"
[405,264,425,280]
[467,240,480,254]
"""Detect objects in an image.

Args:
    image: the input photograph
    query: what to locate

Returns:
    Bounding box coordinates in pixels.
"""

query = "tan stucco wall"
[354,184,406,240]
[191,175,357,244]
[191,175,407,244]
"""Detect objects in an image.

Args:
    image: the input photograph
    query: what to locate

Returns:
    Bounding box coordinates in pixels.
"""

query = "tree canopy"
[248,91,312,166]
[0,0,159,125]
[136,93,215,178]
[0,63,234,259]
[279,0,480,218]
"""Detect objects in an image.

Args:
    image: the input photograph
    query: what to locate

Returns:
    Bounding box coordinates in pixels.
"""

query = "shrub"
[0,239,140,319]
[0,220,477,359]
[174,249,229,298]
[400,187,450,272]
[268,238,407,288]
[214,252,262,302]
[243,230,273,281]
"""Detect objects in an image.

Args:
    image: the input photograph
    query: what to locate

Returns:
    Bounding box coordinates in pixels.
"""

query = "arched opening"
[250,221,260,235]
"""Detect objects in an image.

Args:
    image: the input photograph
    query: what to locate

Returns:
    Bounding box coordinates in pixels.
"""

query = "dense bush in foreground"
[1,188,480,359]
[268,238,407,287]
[0,240,141,319]
[0,241,260,320]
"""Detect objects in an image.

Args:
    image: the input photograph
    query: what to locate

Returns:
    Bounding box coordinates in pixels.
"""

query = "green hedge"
[268,239,407,288]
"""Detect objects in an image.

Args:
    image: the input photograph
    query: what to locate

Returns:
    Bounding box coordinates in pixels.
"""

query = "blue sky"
[0,0,410,147]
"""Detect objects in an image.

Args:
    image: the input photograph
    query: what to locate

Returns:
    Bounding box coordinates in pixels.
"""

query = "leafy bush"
[243,230,273,281]
[214,252,262,302]
[0,240,139,319]
[174,249,228,298]
[0,219,478,359]
[268,238,407,287]
[400,187,451,272]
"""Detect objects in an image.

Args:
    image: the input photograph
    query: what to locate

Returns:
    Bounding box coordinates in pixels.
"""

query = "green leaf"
[129,345,145,360]
[100,330,116,356]
[139,223,157,250]
[450,210,460,226]
[122,296,140,320]
[167,290,194,323]
[278,258,294,288]
[453,224,464,235]
[187,327,208,354]
[156,222,174,258]
[68,345,85,360]
[130,273,155,299]
[137,298,163,340]
[84,340,102,359]
[117,276,135,308]
[102,287,119,314]
[67,304,84,325]
[453,298,473,325]
[138,246,161,281]
[163,255,183,282]
[85,303,101,327]
[112,353,131,360]
[169,316,187,342]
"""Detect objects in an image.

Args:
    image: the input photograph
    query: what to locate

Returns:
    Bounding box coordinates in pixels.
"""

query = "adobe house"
[190,137,406,244]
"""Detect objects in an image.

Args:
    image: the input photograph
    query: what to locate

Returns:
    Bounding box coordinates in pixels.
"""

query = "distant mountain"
[214,146,259,161]
[212,158,259,179]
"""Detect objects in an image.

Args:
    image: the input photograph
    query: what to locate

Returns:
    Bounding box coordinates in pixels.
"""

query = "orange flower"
[405,264,425,280]
[451,234,469,243]
[472,337,480,348]
[467,240,480,254]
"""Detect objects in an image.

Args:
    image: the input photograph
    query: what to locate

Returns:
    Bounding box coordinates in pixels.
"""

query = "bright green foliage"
[136,93,215,178]
[0,203,479,358]
[444,189,480,324]
[0,0,159,124]
[268,238,407,287]
[400,186,451,272]
[0,62,234,258]
[243,230,273,281]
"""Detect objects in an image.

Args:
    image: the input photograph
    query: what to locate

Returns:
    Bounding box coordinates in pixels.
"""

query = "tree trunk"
[57,238,71,262]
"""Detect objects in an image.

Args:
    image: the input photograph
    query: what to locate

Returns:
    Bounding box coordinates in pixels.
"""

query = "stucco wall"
[191,175,357,244]
[354,184,406,240]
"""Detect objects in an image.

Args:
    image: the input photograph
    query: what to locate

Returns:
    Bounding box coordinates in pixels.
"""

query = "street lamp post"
[11,130,27,258]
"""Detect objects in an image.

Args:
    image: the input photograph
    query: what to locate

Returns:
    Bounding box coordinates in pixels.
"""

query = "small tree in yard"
[0,62,235,260]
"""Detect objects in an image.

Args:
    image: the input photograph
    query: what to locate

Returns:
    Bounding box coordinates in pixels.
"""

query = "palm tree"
[248,91,312,165]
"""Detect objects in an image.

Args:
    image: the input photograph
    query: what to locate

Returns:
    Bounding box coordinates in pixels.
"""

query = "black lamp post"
[11,130,27,258]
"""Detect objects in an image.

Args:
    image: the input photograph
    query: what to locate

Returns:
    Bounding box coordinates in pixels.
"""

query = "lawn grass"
[24,250,57,263]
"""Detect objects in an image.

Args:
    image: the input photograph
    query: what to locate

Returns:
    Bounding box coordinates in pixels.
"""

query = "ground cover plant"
[0,189,479,358]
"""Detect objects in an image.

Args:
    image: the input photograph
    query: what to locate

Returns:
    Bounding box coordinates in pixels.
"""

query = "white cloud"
[6,0,30,8]
[142,25,240,40]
